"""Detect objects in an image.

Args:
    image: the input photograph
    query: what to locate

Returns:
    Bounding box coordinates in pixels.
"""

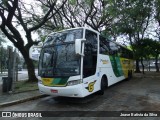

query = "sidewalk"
[0,90,47,108]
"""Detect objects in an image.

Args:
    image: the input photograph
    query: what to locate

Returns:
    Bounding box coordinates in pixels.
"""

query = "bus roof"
[47,27,99,37]
[46,27,132,52]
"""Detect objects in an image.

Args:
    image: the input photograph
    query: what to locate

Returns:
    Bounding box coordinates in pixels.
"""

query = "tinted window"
[83,30,97,78]
[100,36,110,55]
[39,43,80,77]
[44,29,83,46]
[99,36,133,59]
[109,42,119,56]
[119,46,133,59]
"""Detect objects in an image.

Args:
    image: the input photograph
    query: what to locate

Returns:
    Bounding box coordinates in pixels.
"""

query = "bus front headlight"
[67,80,81,86]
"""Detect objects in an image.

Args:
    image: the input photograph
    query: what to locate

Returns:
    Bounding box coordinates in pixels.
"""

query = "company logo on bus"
[100,59,109,64]
[85,81,96,92]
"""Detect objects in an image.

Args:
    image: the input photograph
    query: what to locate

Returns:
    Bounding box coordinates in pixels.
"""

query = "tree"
[155,0,160,26]
[40,0,155,74]
[108,0,153,73]
[0,31,6,73]
[133,38,160,73]
[0,31,6,44]
[0,0,67,82]
[133,38,157,74]
[40,0,114,33]
[150,41,160,72]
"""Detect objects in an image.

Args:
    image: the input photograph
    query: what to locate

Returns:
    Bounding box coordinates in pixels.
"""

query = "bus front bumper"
[38,83,84,98]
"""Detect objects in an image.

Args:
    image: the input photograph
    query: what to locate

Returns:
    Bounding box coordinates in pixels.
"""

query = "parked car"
[147,62,160,68]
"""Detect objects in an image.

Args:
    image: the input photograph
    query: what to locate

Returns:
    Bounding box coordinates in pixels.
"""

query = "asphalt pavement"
[0,79,1,84]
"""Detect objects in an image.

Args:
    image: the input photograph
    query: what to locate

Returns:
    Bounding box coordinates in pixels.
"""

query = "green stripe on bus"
[109,56,124,77]
[52,78,68,85]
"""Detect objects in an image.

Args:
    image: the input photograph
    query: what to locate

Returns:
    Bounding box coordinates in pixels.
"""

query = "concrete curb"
[0,94,48,108]
[13,89,39,94]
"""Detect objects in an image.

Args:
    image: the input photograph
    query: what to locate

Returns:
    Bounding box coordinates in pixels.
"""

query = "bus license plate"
[50,89,58,93]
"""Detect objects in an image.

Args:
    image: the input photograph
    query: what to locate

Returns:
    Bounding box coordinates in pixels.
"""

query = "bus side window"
[99,36,109,55]
[119,46,133,59]
[129,51,134,59]
[119,47,125,58]
[109,42,118,56]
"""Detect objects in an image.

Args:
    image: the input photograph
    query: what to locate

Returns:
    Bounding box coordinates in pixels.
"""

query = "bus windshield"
[44,29,83,46]
[39,29,83,77]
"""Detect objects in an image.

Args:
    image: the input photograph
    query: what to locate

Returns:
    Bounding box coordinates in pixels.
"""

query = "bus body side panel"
[97,54,125,86]
[119,58,133,78]
[82,75,100,96]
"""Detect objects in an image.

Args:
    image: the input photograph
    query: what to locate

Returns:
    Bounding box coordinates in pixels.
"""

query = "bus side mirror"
[29,46,42,61]
[75,39,86,56]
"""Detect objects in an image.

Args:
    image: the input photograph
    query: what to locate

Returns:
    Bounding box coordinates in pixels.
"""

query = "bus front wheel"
[98,77,106,95]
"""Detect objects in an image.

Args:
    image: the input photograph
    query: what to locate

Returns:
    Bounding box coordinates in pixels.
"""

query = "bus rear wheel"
[128,70,132,80]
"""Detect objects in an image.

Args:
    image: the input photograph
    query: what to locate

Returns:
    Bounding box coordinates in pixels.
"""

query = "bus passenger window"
[109,42,118,56]
[99,36,109,55]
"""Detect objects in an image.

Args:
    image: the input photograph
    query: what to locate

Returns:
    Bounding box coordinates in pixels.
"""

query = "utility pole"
[12,49,17,92]
[0,41,2,74]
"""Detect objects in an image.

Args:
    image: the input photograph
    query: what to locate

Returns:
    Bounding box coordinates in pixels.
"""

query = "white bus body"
[38,27,134,97]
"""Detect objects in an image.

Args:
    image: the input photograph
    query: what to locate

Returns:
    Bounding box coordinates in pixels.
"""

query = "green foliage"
[110,0,152,32]
[85,0,92,6]
[132,38,160,59]
[40,35,47,42]
[69,0,76,5]
[1,0,8,6]
[150,41,160,57]
[155,0,160,21]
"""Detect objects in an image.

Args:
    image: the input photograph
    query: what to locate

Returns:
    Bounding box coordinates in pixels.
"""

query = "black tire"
[98,77,105,95]
[127,71,132,80]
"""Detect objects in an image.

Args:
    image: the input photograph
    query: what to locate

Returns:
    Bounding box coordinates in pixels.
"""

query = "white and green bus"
[38,27,134,97]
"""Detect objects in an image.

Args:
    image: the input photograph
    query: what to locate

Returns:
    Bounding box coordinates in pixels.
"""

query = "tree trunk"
[135,59,141,73]
[140,57,145,74]
[24,55,38,82]
[148,58,150,71]
[155,54,159,72]
[19,46,38,82]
